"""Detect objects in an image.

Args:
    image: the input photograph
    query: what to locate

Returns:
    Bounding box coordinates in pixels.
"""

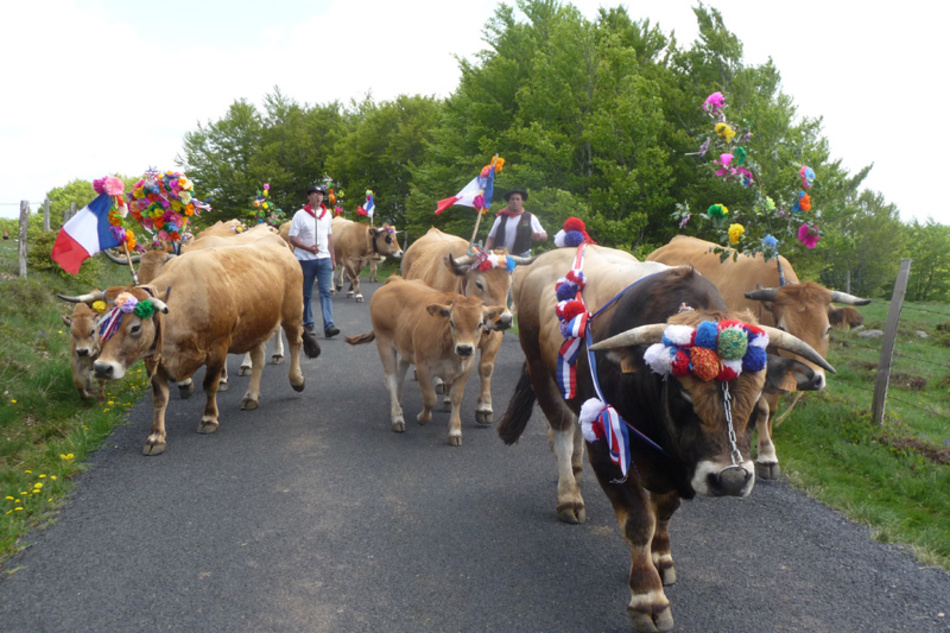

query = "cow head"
[426,295,508,357]
[744,282,869,389]
[444,249,530,331]
[590,305,834,499]
[60,286,169,381]
[62,302,101,358]
[370,225,404,259]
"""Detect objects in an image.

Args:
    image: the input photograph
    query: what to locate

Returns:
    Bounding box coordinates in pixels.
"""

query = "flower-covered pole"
[469,154,501,247]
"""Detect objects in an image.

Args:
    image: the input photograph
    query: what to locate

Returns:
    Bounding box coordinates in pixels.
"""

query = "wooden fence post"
[18,201,29,278]
[43,199,51,232]
[66,202,76,223]
[871,258,912,425]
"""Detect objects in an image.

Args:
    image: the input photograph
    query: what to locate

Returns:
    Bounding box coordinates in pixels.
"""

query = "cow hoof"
[291,377,305,392]
[218,381,229,392]
[271,354,284,365]
[556,502,587,524]
[197,420,219,434]
[755,461,781,480]
[238,366,252,376]
[241,396,260,410]
[441,399,451,412]
[629,605,673,633]
[434,382,444,395]
[475,410,493,425]
[417,411,432,425]
[178,381,195,399]
[142,440,166,456]
[658,562,677,586]
[392,419,406,433]
[355,294,364,303]
[448,435,462,447]
[347,291,355,298]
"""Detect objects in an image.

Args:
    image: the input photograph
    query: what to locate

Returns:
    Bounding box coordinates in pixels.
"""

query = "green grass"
[1,237,949,574]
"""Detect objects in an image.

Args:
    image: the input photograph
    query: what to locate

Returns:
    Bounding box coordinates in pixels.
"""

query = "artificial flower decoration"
[706,204,729,218]
[703,91,725,114]
[92,300,107,314]
[792,191,812,213]
[733,146,748,165]
[248,183,284,228]
[715,122,736,143]
[798,223,820,249]
[134,299,157,319]
[799,165,815,189]
[763,234,778,249]
[728,223,745,244]
[127,169,210,250]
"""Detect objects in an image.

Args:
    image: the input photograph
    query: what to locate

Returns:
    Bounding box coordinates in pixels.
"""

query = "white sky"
[1,0,945,226]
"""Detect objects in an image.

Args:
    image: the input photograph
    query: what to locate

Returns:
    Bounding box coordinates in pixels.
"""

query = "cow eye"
[385,236,392,244]
[449,319,456,329]
[475,281,485,292]
[824,326,832,337]
[129,323,142,336]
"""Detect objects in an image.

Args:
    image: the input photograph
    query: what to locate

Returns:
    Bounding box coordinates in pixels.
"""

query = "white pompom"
[643,343,672,376]
[579,398,606,442]
[664,324,694,347]
[554,229,567,248]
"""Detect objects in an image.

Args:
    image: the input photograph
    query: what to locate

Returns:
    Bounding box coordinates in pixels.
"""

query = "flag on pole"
[357,190,375,219]
[51,193,123,274]
[434,157,504,215]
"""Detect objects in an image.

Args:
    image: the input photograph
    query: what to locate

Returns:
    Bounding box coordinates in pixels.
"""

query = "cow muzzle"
[693,460,755,497]
[94,359,126,381]
[455,344,475,357]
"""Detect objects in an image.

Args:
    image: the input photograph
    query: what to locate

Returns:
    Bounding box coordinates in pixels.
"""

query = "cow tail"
[302,330,322,359]
[497,363,536,445]
[344,331,376,345]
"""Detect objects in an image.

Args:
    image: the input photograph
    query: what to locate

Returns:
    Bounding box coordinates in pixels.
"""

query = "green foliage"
[26,231,104,289]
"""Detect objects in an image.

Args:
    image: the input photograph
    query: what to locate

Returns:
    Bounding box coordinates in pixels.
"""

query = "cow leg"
[369,258,379,283]
[333,264,343,293]
[271,328,285,365]
[95,378,107,403]
[346,260,364,302]
[240,343,266,410]
[218,362,229,391]
[197,354,226,434]
[239,352,253,376]
[474,331,502,425]
[377,340,405,432]
[650,491,681,586]
[754,398,780,480]
[589,447,673,632]
[177,378,195,399]
[281,322,305,393]
[414,363,437,427]
[144,362,171,456]
[445,368,473,447]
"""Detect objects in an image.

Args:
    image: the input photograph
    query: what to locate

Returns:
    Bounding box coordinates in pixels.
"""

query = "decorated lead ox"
[345,276,508,446]
[646,235,869,478]
[400,227,531,424]
[61,232,320,455]
[331,217,403,302]
[498,244,833,631]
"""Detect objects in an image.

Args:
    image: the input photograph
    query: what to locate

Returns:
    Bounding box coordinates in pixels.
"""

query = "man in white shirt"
[288,186,339,338]
[484,188,547,257]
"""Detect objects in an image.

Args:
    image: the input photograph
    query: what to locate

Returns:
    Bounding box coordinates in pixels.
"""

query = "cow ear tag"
[620,353,637,374]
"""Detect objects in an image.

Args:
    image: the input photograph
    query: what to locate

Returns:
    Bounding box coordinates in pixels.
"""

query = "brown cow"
[61,302,106,402]
[400,227,531,424]
[345,276,507,446]
[60,232,320,455]
[498,244,833,630]
[331,217,403,302]
[646,235,870,478]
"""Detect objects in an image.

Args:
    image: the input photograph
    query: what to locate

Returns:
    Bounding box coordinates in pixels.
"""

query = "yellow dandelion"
[25,470,31,474]
[39,474,46,479]
[108,401,115,405]
[33,483,43,489]
[50,475,57,481]
[14,507,23,512]
[4,496,13,501]
[11,400,16,404]
[58,330,64,334]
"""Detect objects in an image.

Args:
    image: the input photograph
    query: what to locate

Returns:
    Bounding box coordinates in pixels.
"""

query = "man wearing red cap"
[484,188,547,257]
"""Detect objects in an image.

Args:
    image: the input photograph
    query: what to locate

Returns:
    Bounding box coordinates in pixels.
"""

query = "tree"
[905,219,950,302]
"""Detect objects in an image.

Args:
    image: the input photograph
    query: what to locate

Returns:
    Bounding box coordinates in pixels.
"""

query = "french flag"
[434,176,482,216]
[50,193,122,274]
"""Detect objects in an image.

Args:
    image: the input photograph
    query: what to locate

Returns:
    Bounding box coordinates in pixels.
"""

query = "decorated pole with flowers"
[433,154,505,248]
[126,170,210,255]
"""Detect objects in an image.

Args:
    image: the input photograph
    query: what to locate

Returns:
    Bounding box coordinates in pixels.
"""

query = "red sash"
[303,203,328,220]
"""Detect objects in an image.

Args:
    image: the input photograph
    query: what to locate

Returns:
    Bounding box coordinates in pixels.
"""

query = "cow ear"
[764,354,821,393]
[62,315,72,327]
[600,348,639,374]
[426,303,451,318]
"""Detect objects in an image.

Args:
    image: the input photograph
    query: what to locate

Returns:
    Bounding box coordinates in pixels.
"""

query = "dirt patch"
[889,437,950,466]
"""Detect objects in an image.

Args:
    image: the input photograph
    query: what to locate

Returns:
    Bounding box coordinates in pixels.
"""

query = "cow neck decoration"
[556,243,667,481]
[97,292,160,341]
[468,244,516,273]
[642,319,769,382]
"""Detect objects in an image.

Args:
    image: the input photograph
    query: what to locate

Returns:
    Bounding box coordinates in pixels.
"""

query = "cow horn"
[508,254,537,266]
[57,291,104,304]
[758,326,836,374]
[744,287,777,302]
[101,248,141,265]
[149,297,170,314]
[448,253,474,271]
[829,290,871,306]
[588,324,668,351]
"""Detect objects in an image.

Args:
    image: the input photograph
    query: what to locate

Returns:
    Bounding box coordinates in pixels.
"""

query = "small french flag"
[50,193,122,274]
[357,191,375,219]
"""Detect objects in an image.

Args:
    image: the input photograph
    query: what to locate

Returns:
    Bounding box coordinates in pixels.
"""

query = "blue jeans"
[300,258,335,332]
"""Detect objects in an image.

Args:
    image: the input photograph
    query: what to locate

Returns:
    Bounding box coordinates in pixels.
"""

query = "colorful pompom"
[717,327,748,360]
[693,321,719,349]
[728,223,745,244]
[707,203,729,218]
[741,346,768,373]
[690,347,721,381]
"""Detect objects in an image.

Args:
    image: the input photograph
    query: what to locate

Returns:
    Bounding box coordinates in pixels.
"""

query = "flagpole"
[123,241,139,285]
[469,154,498,248]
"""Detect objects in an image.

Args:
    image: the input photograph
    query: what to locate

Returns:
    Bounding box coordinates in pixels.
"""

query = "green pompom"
[134,299,157,319]
[717,328,748,361]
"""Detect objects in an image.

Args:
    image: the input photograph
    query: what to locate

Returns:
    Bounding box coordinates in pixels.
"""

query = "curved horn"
[759,326,836,374]
[588,324,668,351]
[148,297,170,314]
[829,290,871,306]
[57,291,104,304]
[102,248,141,265]
[745,287,778,302]
[508,254,537,266]
[447,253,474,272]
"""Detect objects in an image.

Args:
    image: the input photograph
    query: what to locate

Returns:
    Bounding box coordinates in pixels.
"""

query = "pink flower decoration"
[703,92,725,114]
[103,176,124,196]
[473,194,485,209]
[798,223,820,249]
[92,177,107,194]
[716,153,734,167]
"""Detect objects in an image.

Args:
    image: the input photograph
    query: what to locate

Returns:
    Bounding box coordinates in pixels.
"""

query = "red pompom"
[557,299,587,322]
[717,365,739,381]
[563,217,586,234]
[670,349,691,376]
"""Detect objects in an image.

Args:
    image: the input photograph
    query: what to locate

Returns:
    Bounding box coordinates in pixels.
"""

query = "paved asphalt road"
[1,281,948,633]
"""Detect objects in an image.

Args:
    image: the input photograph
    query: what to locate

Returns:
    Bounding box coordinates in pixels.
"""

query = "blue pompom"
[556,283,576,302]
[505,256,517,273]
[564,230,585,247]
[694,321,718,349]
[742,346,767,372]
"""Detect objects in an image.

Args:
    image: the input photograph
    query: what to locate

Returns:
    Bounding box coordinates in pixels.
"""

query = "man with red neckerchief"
[484,188,547,257]
[288,186,339,338]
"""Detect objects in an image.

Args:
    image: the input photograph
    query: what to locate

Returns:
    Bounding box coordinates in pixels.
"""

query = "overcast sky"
[1,0,945,227]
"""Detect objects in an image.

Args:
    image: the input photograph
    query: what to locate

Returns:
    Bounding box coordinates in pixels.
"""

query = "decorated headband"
[470,245,516,273]
[97,292,161,341]
[643,319,769,382]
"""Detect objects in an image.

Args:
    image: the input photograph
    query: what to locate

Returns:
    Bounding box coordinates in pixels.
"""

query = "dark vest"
[495,212,534,255]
